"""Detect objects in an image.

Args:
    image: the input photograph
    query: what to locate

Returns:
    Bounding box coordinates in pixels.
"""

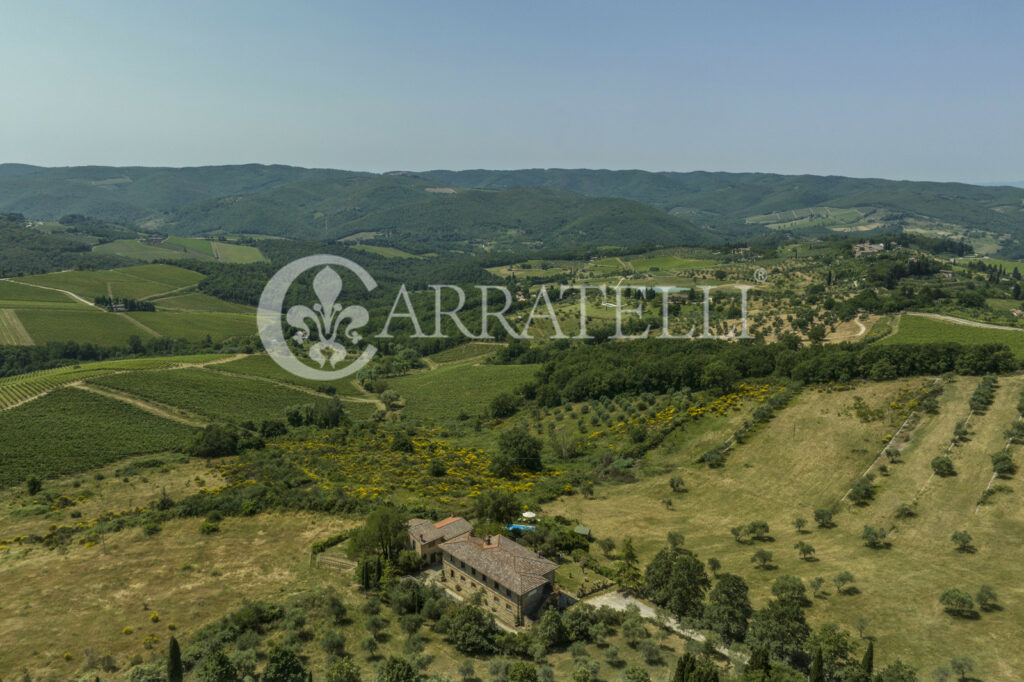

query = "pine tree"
[167,636,183,682]
[861,640,874,675]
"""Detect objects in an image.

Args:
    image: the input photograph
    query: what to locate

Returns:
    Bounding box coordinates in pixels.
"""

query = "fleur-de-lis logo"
[286,267,369,368]
[257,255,377,381]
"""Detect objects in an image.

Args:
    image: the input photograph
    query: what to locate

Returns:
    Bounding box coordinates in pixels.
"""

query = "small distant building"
[939,270,956,280]
[853,243,885,257]
[407,516,472,564]
[573,525,591,539]
[440,533,558,626]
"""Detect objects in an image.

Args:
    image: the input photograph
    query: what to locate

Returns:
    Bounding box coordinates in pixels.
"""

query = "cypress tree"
[673,653,697,681]
[861,640,874,675]
[809,647,824,682]
[747,648,770,673]
[167,636,183,682]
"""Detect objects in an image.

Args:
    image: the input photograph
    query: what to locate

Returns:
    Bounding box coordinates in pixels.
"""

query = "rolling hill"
[425,168,1024,237]
[5,164,1024,253]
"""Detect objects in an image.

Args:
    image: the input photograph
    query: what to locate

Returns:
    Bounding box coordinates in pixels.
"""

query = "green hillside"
[8,165,1024,254]
[426,168,1024,229]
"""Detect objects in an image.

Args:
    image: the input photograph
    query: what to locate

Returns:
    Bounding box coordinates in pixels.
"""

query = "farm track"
[0,277,95,307]
[144,283,199,301]
[202,367,385,409]
[0,354,249,414]
[72,382,207,427]
[0,309,34,345]
[117,312,161,337]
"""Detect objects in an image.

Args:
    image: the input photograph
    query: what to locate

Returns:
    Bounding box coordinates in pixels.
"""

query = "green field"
[349,244,428,259]
[745,206,867,229]
[0,280,76,305]
[214,353,365,396]
[387,362,538,420]
[986,298,1021,313]
[93,239,207,262]
[627,255,718,272]
[0,387,195,486]
[86,368,329,423]
[426,342,502,364]
[165,235,216,256]
[126,311,254,341]
[152,292,254,314]
[881,314,1024,359]
[14,265,203,301]
[16,309,152,346]
[211,241,267,263]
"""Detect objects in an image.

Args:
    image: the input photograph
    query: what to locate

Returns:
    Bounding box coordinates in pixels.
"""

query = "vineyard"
[0,355,230,410]
[0,387,195,487]
[86,367,331,423]
[13,264,205,301]
[125,311,255,341]
[214,353,366,395]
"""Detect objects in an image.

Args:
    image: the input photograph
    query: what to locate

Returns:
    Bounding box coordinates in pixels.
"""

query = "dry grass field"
[545,377,1024,679]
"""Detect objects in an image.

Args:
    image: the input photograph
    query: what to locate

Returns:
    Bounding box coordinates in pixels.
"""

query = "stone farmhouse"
[407,516,473,563]
[407,516,558,626]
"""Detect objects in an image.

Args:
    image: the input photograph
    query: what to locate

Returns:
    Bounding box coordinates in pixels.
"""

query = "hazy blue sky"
[1,1,1022,182]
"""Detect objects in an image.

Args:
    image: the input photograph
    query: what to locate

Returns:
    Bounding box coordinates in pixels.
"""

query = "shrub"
[931,456,956,477]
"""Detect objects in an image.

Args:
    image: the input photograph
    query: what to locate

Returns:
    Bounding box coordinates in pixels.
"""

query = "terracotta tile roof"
[441,534,557,595]
[408,516,472,544]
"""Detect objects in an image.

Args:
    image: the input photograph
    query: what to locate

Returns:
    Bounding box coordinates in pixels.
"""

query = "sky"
[1,1,1022,183]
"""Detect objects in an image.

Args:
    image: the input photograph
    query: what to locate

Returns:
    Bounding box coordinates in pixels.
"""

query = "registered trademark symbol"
[754,267,768,283]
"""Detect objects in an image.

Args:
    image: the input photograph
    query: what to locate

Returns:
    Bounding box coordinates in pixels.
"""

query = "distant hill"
[0,166,709,250]
[425,169,1024,236]
[0,164,352,224]
[4,164,1024,253]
